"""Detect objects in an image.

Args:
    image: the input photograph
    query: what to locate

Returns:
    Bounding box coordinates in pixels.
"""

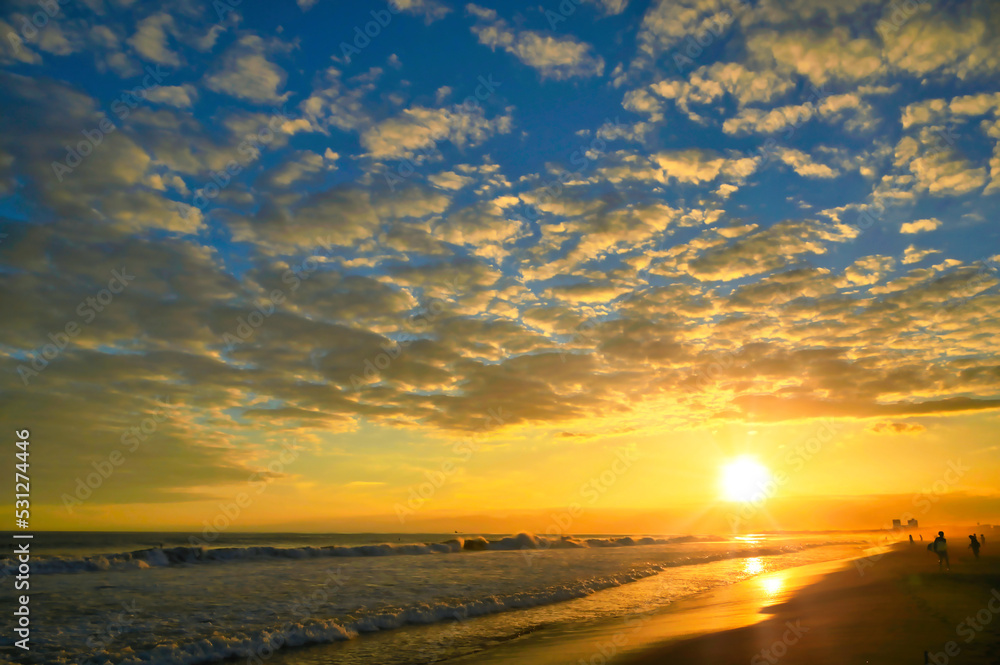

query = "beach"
[622,541,1000,665]
[3,531,997,663]
[0,531,878,664]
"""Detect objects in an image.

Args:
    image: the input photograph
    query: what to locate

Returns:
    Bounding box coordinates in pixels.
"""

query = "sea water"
[0,531,877,664]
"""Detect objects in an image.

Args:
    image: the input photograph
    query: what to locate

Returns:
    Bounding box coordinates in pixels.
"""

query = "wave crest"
[1,533,830,576]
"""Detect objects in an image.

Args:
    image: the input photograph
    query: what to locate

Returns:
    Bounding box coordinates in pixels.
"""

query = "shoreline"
[621,544,1000,665]
[449,542,891,665]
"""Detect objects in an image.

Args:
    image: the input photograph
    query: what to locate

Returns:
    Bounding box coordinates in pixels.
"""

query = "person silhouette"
[969,535,981,559]
[909,534,914,545]
[932,531,950,570]
[981,534,986,546]
[919,534,923,541]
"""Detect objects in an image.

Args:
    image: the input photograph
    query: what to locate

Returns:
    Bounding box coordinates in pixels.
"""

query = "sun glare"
[721,457,771,502]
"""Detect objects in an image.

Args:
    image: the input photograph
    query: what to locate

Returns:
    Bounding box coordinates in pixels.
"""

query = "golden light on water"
[744,557,784,596]
[720,457,772,502]
[743,557,764,575]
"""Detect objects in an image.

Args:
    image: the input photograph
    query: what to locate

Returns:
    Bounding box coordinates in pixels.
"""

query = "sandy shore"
[623,543,1000,665]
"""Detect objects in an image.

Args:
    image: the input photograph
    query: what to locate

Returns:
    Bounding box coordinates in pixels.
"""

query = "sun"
[720,456,771,502]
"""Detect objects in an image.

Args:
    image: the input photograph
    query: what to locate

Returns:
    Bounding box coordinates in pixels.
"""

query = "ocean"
[0,531,880,664]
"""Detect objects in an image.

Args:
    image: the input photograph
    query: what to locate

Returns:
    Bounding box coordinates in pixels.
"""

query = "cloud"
[720,85,889,136]
[672,218,859,282]
[637,0,735,58]
[907,149,988,196]
[0,18,43,65]
[842,255,895,286]
[651,62,795,122]
[728,395,1000,423]
[5,0,1000,523]
[900,218,941,234]
[145,84,198,108]
[902,244,941,265]
[128,12,180,66]
[775,148,838,179]
[297,67,375,132]
[360,104,513,161]
[869,421,926,434]
[395,0,452,23]
[429,170,475,190]
[593,149,758,186]
[0,73,210,234]
[467,4,604,79]
[882,3,1000,80]
[204,35,289,104]
[747,27,882,86]
[582,0,630,14]
[722,103,814,135]
[746,0,880,25]
[258,150,327,188]
[901,93,1000,129]
[622,88,663,122]
[433,200,524,255]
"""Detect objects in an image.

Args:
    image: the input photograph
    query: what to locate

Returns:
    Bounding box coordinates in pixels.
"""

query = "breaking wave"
[1,533,851,576]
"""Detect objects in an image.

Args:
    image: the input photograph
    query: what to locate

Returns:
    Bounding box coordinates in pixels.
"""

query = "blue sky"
[1,0,1000,530]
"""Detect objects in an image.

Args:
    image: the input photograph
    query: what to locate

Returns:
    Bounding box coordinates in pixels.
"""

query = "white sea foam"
[0,533,872,665]
[84,563,677,665]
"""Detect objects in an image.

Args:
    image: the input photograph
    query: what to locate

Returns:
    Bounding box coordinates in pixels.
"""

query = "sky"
[1,0,999,534]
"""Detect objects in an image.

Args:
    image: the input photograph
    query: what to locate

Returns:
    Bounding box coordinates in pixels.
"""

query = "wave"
[6,535,866,665]
[82,539,858,665]
[97,565,671,665]
[0,533,842,576]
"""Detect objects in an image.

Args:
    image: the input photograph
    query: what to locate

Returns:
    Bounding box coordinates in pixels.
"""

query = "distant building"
[892,519,902,529]
[907,518,918,528]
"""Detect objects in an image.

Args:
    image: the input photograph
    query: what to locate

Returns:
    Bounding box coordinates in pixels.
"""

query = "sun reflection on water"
[742,557,784,597]
[743,557,764,575]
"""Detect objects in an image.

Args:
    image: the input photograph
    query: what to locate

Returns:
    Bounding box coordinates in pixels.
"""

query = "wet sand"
[453,545,896,665]
[623,544,1000,665]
